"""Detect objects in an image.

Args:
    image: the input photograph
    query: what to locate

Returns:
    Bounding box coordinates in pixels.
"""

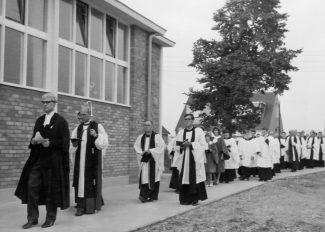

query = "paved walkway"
[0,167,324,232]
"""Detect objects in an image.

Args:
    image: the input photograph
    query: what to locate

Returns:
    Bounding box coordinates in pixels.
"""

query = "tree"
[188,0,301,132]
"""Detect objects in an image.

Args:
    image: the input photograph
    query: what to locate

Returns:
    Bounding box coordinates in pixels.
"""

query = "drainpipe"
[147,33,157,121]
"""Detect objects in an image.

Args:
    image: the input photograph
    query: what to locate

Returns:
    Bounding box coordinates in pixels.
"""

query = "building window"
[117,23,128,61]
[4,28,23,85]
[90,56,102,99]
[59,0,73,41]
[26,35,46,88]
[28,0,47,32]
[105,61,115,102]
[106,16,116,57]
[58,46,72,93]
[90,8,103,52]
[75,51,87,97]
[117,65,127,104]
[76,1,88,47]
[6,0,25,24]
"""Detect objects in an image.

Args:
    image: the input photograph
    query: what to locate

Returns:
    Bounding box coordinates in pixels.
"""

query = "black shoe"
[75,208,84,216]
[22,220,38,229]
[41,220,54,228]
[180,201,190,205]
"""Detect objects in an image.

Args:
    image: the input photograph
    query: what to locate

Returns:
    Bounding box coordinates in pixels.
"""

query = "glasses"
[184,118,193,121]
[41,101,54,104]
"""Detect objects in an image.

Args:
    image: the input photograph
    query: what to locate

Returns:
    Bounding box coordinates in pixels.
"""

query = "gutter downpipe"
[147,33,157,121]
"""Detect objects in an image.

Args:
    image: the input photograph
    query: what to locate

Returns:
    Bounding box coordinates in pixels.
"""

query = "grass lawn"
[133,171,325,232]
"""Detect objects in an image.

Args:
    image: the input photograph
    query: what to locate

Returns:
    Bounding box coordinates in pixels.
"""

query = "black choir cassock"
[15,113,70,222]
[286,136,300,172]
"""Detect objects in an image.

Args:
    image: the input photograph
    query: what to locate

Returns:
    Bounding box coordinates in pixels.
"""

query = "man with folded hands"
[134,120,165,203]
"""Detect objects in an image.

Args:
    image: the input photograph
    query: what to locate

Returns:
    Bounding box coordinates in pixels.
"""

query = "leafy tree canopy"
[188,0,301,132]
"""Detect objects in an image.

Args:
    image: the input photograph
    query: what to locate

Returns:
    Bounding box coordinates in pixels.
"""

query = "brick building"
[0,0,174,189]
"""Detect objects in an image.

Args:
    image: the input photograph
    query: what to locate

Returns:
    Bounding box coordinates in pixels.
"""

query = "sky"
[119,0,325,134]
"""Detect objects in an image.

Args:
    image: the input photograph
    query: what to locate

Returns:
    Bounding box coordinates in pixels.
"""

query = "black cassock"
[15,113,70,211]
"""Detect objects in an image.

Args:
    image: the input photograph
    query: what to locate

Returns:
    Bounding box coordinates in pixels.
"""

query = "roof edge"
[153,36,175,47]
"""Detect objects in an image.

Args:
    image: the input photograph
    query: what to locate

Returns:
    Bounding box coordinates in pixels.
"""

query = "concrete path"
[0,167,324,232]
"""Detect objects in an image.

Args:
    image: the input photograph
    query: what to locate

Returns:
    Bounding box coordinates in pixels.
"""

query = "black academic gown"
[73,121,104,213]
[15,113,70,210]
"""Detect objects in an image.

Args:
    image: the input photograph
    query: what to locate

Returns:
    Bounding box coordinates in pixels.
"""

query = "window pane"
[117,23,127,61]
[59,0,73,41]
[90,8,103,52]
[58,46,72,93]
[105,16,116,57]
[117,65,127,104]
[28,0,47,31]
[75,52,87,96]
[6,0,25,24]
[0,0,2,16]
[27,35,46,88]
[76,1,88,47]
[105,61,115,101]
[4,28,23,84]
[90,56,102,99]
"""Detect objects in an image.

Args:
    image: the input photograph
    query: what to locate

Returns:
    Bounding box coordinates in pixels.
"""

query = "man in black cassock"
[285,130,301,172]
[134,120,165,203]
[15,93,70,229]
[70,104,108,216]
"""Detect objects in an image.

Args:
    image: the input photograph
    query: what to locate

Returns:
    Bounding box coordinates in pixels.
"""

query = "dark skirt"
[273,163,281,173]
[139,182,160,200]
[290,161,299,171]
[169,168,180,190]
[179,182,207,204]
[305,159,317,168]
[205,153,217,173]
[239,166,252,179]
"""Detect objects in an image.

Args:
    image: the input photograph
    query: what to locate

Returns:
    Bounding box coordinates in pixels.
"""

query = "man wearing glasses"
[15,93,70,229]
[175,114,208,205]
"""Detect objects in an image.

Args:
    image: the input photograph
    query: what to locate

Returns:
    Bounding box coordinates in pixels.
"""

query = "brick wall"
[0,25,163,189]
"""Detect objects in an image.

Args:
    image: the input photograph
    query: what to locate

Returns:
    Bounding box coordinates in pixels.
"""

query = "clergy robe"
[222,137,240,183]
[167,137,182,190]
[285,136,301,171]
[269,136,281,173]
[278,138,287,169]
[318,137,325,167]
[237,138,256,179]
[306,136,319,168]
[71,121,108,213]
[134,132,165,201]
[175,127,207,204]
[15,113,70,211]
[255,136,273,181]
[299,137,308,169]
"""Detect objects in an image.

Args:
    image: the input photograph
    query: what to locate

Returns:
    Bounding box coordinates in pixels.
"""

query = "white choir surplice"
[299,137,308,159]
[237,139,256,168]
[70,123,108,198]
[224,138,240,169]
[306,136,319,161]
[255,137,273,168]
[268,136,280,165]
[175,127,207,184]
[279,138,287,161]
[167,137,183,171]
[134,134,165,184]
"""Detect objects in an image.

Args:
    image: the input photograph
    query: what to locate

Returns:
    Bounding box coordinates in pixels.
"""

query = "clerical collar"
[185,127,194,132]
[145,132,152,137]
[83,121,91,126]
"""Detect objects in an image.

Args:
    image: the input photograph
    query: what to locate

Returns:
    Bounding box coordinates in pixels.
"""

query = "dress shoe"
[191,201,198,206]
[22,220,38,229]
[41,220,55,228]
[75,208,84,216]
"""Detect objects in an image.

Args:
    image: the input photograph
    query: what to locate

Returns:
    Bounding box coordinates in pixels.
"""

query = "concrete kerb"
[129,168,325,232]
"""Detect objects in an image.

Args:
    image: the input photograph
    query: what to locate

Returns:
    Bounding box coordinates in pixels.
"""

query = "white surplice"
[175,127,207,184]
[70,123,108,198]
[237,138,256,168]
[134,133,165,184]
[255,136,273,168]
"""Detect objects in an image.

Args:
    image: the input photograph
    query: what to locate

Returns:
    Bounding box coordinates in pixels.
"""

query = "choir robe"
[306,136,319,168]
[255,136,273,180]
[175,127,208,204]
[237,138,256,178]
[318,137,325,167]
[70,121,108,213]
[134,132,165,201]
[222,138,240,182]
[278,138,288,169]
[285,136,301,171]
[167,137,182,190]
[270,137,281,173]
[299,137,308,169]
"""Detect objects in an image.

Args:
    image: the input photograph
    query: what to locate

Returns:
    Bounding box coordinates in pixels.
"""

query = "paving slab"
[0,167,324,232]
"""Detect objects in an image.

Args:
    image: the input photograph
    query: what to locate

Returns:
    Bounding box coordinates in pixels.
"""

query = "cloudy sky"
[119,0,325,134]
